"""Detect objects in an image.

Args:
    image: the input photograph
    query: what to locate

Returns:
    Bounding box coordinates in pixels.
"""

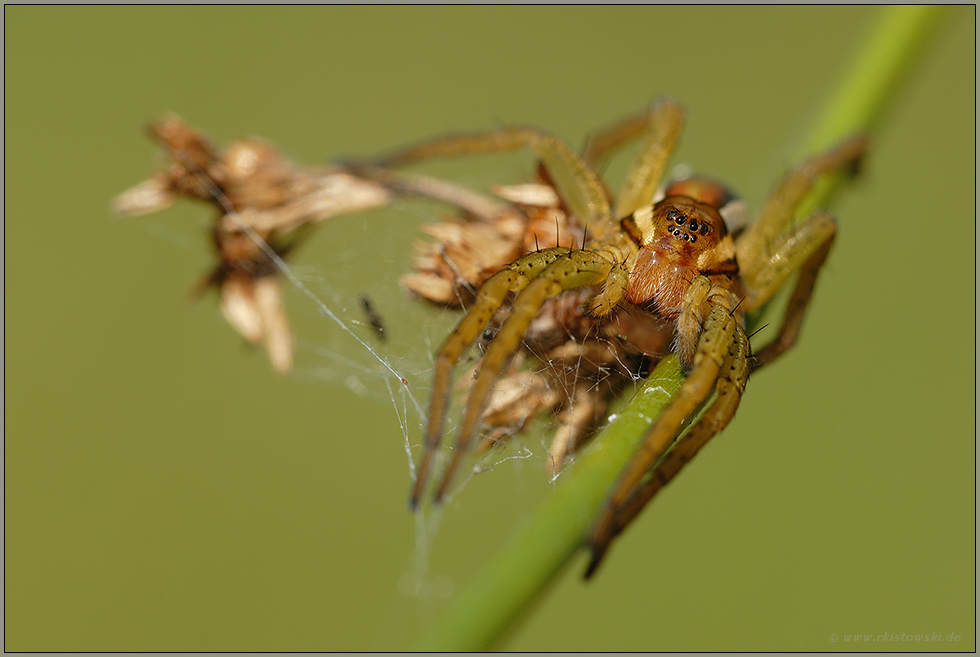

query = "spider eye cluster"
[665,208,711,243]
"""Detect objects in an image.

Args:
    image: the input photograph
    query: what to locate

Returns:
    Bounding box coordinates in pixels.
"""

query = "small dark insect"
[358,294,387,341]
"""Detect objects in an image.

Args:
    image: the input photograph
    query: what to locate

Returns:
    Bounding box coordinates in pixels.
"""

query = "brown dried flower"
[112,114,393,373]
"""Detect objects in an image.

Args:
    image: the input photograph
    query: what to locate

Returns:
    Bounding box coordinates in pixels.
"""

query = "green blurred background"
[5,6,974,651]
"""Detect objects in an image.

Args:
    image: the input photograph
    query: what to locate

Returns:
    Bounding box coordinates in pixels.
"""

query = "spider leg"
[674,276,713,369]
[747,214,836,370]
[583,245,632,316]
[586,287,737,562]
[431,249,617,504]
[734,145,848,369]
[582,98,684,174]
[612,99,686,220]
[411,246,576,508]
[371,126,614,233]
[582,106,664,167]
[734,135,865,372]
[736,135,866,271]
[578,98,685,315]
[341,163,522,224]
[585,318,750,578]
[740,210,837,313]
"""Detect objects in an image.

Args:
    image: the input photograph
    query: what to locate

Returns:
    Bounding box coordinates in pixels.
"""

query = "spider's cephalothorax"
[622,188,742,369]
[353,97,867,576]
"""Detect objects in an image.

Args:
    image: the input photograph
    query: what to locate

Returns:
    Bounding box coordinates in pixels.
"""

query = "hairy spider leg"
[585,310,750,578]
[412,246,576,508]
[432,248,618,504]
[585,288,741,572]
[567,98,688,316]
[736,136,866,368]
[583,104,673,167]
[750,227,834,369]
[737,135,867,297]
[582,98,683,171]
[578,98,686,224]
[613,100,686,222]
[375,126,614,235]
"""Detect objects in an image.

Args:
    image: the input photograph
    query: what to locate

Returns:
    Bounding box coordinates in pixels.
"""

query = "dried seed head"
[220,276,263,345]
[111,174,175,216]
[253,277,293,375]
[115,114,399,374]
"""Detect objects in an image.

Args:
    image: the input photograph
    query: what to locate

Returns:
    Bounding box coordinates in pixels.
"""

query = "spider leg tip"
[408,477,428,511]
[582,547,605,580]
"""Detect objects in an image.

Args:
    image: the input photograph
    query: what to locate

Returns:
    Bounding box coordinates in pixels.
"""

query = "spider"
[349,98,867,573]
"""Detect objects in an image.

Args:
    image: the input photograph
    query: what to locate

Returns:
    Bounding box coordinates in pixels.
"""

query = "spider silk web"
[132,125,765,626]
[138,155,633,618]
[243,189,600,615]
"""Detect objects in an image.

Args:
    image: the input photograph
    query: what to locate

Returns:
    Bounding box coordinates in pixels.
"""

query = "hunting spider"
[353,98,866,574]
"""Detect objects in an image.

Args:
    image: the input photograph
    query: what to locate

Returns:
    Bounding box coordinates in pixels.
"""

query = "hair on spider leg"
[594,156,613,180]
[435,243,479,305]
[729,294,747,317]
[614,302,636,318]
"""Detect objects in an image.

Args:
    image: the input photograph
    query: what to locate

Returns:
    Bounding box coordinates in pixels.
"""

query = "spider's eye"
[699,224,710,236]
[688,219,699,232]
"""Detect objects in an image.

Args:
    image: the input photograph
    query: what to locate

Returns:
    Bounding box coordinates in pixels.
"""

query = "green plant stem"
[798,4,944,214]
[411,6,945,651]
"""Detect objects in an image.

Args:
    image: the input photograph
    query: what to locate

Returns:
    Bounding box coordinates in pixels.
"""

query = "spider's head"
[623,196,736,272]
